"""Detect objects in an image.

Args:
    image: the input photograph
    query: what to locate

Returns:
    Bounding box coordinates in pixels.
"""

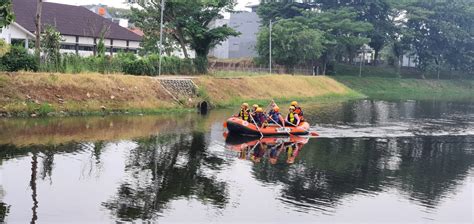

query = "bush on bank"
[0,45,198,75]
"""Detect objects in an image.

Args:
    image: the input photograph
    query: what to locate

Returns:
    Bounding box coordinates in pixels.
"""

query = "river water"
[1,99,473,223]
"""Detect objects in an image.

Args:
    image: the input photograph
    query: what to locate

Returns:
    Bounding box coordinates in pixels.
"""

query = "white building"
[0,0,142,57]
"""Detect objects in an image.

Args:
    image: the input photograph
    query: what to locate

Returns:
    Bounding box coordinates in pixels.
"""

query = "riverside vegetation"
[1,71,473,118]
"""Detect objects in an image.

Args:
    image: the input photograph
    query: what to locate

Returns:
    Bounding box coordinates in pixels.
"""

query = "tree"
[257,0,317,26]
[402,0,474,76]
[41,25,63,71]
[302,8,373,73]
[256,19,325,73]
[96,26,110,57]
[35,0,43,64]
[317,0,396,65]
[0,0,14,28]
[130,0,240,73]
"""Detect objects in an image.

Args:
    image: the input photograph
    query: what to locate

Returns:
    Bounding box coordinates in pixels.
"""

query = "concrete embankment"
[0,72,364,117]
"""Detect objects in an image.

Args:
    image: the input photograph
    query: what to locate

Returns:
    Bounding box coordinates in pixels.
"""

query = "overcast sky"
[47,0,259,10]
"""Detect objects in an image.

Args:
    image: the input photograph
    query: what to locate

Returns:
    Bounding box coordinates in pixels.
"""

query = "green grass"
[333,63,473,80]
[335,76,474,101]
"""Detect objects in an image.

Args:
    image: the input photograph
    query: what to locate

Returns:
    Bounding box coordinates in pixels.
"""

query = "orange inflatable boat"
[225,117,311,136]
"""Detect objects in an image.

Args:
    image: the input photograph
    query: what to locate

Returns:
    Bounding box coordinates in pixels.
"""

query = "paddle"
[249,113,264,139]
[264,99,275,114]
[268,116,294,136]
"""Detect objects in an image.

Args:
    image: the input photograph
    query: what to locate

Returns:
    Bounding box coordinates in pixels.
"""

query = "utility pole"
[158,0,165,76]
[269,20,272,74]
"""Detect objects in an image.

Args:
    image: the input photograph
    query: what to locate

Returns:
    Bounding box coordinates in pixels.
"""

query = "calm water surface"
[1,99,473,223]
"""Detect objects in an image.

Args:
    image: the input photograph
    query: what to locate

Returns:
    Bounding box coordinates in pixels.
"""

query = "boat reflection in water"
[224,133,309,164]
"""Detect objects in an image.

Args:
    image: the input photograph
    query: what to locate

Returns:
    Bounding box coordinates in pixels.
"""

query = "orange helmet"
[242,103,249,108]
[273,106,280,112]
[256,107,264,113]
[252,104,259,108]
[291,101,298,106]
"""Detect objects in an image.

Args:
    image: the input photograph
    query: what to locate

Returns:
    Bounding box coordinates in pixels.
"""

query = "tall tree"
[257,0,317,26]
[256,19,325,73]
[131,0,240,73]
[41,25,63,71]
[35,0,43,63]
[302,8,373,73]
[0,0,14,28]
[402,0,474,76]
[317,0,396,65]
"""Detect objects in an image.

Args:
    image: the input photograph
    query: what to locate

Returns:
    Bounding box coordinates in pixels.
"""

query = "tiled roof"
[13,0,141,41]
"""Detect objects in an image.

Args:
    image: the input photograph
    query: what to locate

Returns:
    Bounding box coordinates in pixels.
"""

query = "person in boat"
[235,103,250,121]
[267,106,285,127]
[286,106,301,126]
[251,104,259,116]
[253,107,267,128]
[291,101,304,122]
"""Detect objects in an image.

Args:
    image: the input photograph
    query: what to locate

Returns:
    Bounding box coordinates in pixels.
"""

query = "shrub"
[122,58,154,76]
[0,39,10,57]
[1,46,38,72]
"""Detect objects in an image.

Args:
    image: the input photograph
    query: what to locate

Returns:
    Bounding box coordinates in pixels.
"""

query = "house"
[0,0,142,56]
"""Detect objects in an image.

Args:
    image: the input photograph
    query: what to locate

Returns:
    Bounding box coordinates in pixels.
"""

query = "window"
[11,39,25,47]
[78,45,93,51]
[113,48,125,53]
[60,44,76,50]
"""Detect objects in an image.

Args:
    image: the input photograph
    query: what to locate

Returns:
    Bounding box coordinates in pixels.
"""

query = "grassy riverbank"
[195,75,364,107]
[0,72,364,117]
[1,72,472,117]
[0,72,186,117]
[335,76,474,101]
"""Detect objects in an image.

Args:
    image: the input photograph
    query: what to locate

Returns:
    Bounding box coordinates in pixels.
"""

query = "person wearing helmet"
[291,101,304,122]
[251,104,259,116]
[254,107,267,128]
[286,106,301,126]
[268,105,285,127]
[235,103,250,121]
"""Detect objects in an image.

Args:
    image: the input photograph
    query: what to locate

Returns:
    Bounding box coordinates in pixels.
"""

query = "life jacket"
[239,109,250,121]
[287,112,298,125]
[294,106,304,121]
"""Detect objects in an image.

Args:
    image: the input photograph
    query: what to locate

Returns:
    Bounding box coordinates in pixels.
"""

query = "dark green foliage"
[41,25,63,72]
[122,55,196,76]
[257,0,316,26]
[402,0,474,76]
[1,46,38,72]
[130,0,240,73]
[0,0,14,28]
[256,19,325,73]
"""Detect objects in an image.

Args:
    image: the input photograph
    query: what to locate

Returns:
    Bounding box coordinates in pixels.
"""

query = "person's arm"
[279,115,285,127]
[295,114,300,126]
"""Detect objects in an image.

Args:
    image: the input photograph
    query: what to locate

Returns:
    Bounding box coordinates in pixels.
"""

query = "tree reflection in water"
[102,132,228,222]
[251,136,474,212]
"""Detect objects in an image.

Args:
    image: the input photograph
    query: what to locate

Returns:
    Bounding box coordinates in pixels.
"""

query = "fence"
[208,64,317,76]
